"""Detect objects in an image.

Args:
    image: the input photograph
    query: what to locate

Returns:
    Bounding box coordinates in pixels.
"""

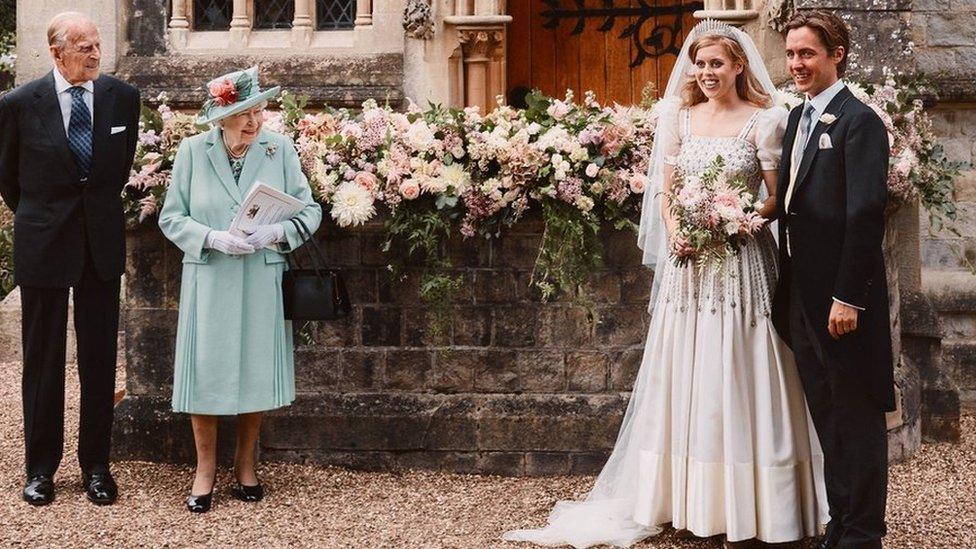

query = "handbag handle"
[286,218,329,278]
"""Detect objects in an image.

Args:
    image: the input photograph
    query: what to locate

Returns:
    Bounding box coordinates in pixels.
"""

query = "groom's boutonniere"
[266,142,278,158]
[819,113,838,125]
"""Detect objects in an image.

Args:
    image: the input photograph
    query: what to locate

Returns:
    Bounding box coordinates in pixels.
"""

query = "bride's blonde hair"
[681,34,772,108]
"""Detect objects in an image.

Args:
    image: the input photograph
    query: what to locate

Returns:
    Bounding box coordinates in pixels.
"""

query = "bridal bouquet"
[668,156,766,268]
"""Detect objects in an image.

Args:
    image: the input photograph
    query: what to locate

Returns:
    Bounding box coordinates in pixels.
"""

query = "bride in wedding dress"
[503,20,827,548]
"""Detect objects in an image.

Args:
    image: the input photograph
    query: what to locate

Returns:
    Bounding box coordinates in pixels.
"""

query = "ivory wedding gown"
[503,107,828,548]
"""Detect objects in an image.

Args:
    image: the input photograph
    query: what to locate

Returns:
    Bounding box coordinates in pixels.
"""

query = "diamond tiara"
[689,19,739,40]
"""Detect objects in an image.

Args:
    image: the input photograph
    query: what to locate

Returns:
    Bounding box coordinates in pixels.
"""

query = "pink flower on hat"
[209,78,238,106]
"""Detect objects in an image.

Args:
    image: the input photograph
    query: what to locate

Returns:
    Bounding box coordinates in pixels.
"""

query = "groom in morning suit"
[0,12,139,505]
[771,11,893,549]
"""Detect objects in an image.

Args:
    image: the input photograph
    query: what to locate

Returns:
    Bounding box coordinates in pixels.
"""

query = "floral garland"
[125,81,962,325]
[776,75,966,231]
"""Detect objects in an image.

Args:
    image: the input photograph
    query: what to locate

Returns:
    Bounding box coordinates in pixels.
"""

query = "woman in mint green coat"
[158,67,321,513]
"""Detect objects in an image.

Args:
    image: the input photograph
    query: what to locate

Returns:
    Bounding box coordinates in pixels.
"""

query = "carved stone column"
[293,0,314,46]
[169,0,190,48]
[356,0,373,27]
[694,0,759,25]
[229,0,250,48]
[457,27,504,110]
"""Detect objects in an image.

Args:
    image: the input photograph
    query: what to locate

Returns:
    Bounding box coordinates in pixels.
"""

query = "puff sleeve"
[656,102,683,166]
[755,106,789,171]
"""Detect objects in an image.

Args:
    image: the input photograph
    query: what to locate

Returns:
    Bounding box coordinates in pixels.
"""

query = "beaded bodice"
[658,109,777,319]
[672,109,763,194]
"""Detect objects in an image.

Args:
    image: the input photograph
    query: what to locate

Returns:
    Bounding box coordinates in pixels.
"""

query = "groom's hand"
[828,301,859,339]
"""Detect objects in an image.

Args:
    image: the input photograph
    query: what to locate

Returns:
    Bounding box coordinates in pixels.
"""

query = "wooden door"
[507,0,703,106]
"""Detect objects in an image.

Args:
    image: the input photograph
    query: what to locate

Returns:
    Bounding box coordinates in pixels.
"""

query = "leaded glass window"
[253,0,295,29]
[193,0,232,31]
[316,0,356,30]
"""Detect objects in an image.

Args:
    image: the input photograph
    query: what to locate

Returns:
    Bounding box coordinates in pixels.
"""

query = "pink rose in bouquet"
[668,156,766,268]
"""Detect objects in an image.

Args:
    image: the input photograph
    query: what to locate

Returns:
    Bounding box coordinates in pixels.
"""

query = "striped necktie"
[66,86,93,179]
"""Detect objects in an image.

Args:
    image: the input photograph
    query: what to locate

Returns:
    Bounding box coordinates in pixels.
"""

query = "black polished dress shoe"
[23,475,55,506]
[817,523,845,549]
[187,476,216,513]
[84,472,118,505]
[230,481,264,502]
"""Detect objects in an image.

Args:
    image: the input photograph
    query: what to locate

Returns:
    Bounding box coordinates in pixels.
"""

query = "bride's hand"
[670,234,695,258]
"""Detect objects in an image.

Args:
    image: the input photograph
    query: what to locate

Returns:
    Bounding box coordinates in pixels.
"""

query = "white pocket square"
[819,133,833,149]
[110,125,127,134]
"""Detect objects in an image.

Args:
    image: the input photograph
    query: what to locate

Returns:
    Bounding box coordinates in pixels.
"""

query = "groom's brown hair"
[785,11,851,77]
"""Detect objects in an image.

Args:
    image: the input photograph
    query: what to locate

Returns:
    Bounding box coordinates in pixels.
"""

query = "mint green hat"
[197,66,281,125]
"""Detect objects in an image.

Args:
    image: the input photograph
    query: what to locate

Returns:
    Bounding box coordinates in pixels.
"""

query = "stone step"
[943,338,976,411]
[922,270,976,314]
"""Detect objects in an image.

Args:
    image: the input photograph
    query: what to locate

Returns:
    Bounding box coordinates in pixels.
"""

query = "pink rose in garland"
[208,78,238,106]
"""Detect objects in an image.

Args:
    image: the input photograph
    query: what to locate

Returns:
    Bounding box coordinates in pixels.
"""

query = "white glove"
[243,223,286,249]
[205,230,256,256]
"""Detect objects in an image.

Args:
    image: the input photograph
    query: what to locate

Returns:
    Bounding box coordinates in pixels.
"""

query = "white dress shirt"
[53,66,94,135]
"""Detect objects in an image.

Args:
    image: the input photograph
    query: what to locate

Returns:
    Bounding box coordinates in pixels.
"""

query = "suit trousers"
[789,282,887,548]
[21,242,120,477]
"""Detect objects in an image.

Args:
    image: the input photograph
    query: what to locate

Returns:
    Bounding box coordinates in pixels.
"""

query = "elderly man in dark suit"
[0,11,140,506]
[772,11,893,549]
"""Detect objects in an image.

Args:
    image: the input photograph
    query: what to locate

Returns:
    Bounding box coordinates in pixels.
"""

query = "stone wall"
[912,1,976,410]
[113,219,651,475]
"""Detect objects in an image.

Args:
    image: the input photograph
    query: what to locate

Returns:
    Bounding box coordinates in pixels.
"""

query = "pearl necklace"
[223,135,250,159]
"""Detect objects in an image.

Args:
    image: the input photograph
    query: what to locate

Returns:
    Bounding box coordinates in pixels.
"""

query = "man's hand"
[828,301,859,340]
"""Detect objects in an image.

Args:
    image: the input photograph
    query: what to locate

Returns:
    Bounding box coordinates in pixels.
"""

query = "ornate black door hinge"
[541,0,704,67]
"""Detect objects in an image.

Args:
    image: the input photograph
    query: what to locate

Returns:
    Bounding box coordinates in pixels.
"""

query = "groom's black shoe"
[84,472,118,505]
[817,523,845,549]
[23,475,55,506]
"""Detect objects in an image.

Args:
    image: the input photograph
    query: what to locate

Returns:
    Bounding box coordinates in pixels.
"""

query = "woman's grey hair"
[47,12,95,48]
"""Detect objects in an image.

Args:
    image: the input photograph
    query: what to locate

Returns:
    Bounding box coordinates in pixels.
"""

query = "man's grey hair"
[47,11,96,48]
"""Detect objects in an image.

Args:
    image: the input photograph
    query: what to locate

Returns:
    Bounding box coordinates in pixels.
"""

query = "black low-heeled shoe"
[230,481,264,502]
[186,476,216,513]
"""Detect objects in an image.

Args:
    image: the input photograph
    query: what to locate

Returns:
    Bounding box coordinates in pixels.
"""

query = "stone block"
[429,350,477,393]
[926,14,976,47]
[339,349,385,390]
[473,270,519,304]
[446,236,490,268]
[476,452,525,476]
[301,309,360,347]
[385,349,432,390]
[566,351,609,392]
[395,451,477,473]
[954,169,976,202]
[546,306,594,348]
[425,399,478,450]
[493,305,544,347]
[360,231,389,267]
[476,394,626,451]
[610,348,644,391]
[582,273,621,303]
[570,451,611,475]
[491,235,542,268]
[941,313,976,339]
[320,230,362,267]
[452,306,492,347]
[342,268,378,304]
[921,388,961,442]
[620,267,652,305]
[403,307,451,347]
[944,340,976,389]
[378,271,423,305]
[123,308,177,396]
[515,351,566,392]
[525,452,571,476]
[294,349,341,392]
[473,349,521,392]
[602,228,643,268]
[361,306,402,346]
[594,305,649,347]
[125,229,166,309]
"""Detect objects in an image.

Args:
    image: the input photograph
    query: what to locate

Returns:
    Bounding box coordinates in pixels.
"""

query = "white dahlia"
[330,181,376,227]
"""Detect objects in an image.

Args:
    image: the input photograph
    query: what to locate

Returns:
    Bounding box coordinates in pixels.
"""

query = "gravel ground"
[0,361,973,548]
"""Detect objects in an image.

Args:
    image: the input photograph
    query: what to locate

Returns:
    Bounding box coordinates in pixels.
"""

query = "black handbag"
[281,218,351,321]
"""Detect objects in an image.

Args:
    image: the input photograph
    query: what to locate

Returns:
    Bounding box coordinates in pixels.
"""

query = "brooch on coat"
[266,142,278,158]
